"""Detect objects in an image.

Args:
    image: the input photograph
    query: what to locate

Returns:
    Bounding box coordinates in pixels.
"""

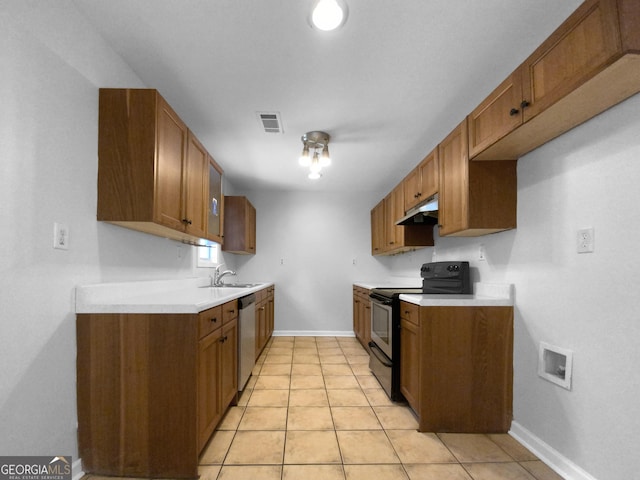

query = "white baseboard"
[510,421,598,480]
[71,458,84,480]
[273,330,355,337]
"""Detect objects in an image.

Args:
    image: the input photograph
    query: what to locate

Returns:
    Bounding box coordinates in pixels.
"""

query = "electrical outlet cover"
[53,222,69,250]
[577,227,594,253]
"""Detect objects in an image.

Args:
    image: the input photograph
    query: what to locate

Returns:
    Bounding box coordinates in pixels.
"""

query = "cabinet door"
[247,202,256,253]
[155,96,188,231]
[207,158,224,244]
[184,133,209,238]
[370,201,385,255]
[220,318,238,410]
[438,119,469,236]
[255,301,267,359]
[266,288,274,337]
[400,317,420,414]
[403,166,421,211]
[522,0,621,122]
[385,185,404,252]
[468,70,524,159]
[419,148,439,201]
[198,327,222,452]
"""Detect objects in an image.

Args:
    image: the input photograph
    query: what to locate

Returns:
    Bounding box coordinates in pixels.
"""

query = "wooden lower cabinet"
[255,286,275,359]
[77,299,239,479]
[352,286,371,350]
[399,304,420,415]
[399,302,514,433]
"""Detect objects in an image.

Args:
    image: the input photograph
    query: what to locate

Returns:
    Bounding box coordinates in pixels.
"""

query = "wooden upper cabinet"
[207,158,224,244]
[97,88,222,245]
[439,119,517,237]
[183,133,209,238]
[521,0,621,122]
[155,99,188,231]
[223,196,256,254]
[468,70,524,159]
[471,0,640,160]
[370,200,385,255]
[403,148,439,212]
[385,186,404,250]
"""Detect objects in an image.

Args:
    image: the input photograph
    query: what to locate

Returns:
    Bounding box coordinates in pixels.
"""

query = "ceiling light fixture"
[309,0,348,31]
[299,131,331,180]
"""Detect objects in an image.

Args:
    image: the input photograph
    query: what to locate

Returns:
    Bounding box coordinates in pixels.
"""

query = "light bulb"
[320,145,331,167]
[308,171,321,180]
[310,153,322,173]
[298,145,311,166]
[311,0,346,31]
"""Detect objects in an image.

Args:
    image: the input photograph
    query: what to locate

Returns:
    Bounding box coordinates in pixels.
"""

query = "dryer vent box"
[538,342,573,390]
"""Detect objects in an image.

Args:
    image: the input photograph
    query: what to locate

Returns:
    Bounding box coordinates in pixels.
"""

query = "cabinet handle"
[219,335,228,343]
[228,309,235,314]
[182,218,192,225]
[509,108,519,116]
[520,100,530,109]
[210,317,218,323]
[417,192,422,197]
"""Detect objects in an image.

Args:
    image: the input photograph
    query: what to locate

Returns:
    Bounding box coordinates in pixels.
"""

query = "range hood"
[395,193,439,226]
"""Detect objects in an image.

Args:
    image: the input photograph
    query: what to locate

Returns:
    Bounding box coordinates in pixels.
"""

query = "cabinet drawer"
[400,302,419,325]
[222,300,238,324]
[199,305,223,339]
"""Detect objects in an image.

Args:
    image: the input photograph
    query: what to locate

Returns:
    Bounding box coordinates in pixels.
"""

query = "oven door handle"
[368,342,393,367]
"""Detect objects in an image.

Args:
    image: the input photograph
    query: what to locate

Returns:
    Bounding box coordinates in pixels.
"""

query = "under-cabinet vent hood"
[395,193,439,226]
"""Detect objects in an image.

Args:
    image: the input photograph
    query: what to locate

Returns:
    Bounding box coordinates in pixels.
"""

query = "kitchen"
[1,1,639,480]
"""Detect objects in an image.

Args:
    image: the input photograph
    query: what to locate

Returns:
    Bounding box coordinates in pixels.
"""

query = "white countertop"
[354,280,513,307]
[400,283,514,307]
[75,278,274,314]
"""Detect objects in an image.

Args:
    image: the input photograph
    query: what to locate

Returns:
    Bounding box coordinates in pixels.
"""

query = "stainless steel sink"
[200,283,262,288]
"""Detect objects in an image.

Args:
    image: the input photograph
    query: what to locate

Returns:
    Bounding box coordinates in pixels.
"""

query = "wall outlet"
[53,222,69,250]
[577,227,594,253]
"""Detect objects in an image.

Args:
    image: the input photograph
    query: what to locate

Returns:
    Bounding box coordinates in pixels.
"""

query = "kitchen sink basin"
[200,283,262,288]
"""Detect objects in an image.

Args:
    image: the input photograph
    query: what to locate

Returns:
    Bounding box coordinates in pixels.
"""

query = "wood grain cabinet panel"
[403,148,439,212]
[223,196,256,254]
[97,88,222,245]
[77,298,239,479]
[471,0,640,160]
[439,119,517,237]
[352,286,371,351]
[400,305,514,433]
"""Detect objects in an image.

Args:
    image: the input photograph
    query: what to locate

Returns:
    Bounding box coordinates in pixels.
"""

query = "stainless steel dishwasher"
[238,293,256,391]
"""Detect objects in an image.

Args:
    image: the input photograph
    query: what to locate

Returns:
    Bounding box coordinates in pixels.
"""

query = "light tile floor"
[199,336,565,480]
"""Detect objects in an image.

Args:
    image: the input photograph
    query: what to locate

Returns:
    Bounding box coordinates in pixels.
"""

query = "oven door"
[369,294,393,359]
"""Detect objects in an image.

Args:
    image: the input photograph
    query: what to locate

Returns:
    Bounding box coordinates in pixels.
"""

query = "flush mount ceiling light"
[299,131,331,180]
[309,0,348,31]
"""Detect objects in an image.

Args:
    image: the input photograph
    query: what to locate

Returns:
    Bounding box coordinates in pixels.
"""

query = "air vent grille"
[257,112,283,133]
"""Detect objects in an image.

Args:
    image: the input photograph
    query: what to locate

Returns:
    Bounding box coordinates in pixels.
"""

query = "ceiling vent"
[257,112,283,133]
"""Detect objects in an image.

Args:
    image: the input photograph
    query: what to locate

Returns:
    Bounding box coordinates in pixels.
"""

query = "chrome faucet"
[212,264,236,286]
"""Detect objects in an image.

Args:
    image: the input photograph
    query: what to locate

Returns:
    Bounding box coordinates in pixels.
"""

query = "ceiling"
[72,0,583,194]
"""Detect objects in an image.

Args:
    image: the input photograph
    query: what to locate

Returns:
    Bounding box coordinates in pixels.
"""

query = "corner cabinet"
[371,185,434,256]
[97,88,223,245]
[77,299,238,479]
[399,302,514,433]
[223,196,256,254]
[438,119,517,236]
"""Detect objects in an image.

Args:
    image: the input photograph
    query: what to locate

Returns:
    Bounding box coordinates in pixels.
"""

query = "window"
[196,242,220,268]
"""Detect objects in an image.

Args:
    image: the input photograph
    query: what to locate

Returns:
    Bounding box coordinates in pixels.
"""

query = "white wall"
[233,190,389,335]
[385,94,640,480]
[0,2,213,459]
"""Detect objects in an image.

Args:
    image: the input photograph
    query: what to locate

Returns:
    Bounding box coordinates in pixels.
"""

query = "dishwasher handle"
[239,293,256,309]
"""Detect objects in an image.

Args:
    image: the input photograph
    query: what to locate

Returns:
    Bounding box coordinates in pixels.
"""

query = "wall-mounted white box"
[538,342,573,390]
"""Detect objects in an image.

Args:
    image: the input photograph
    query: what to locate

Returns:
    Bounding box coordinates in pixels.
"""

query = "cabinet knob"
[182,218,192,225]
[509,108,519,116]
[210,317,218,323]
[520,100,530,109]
